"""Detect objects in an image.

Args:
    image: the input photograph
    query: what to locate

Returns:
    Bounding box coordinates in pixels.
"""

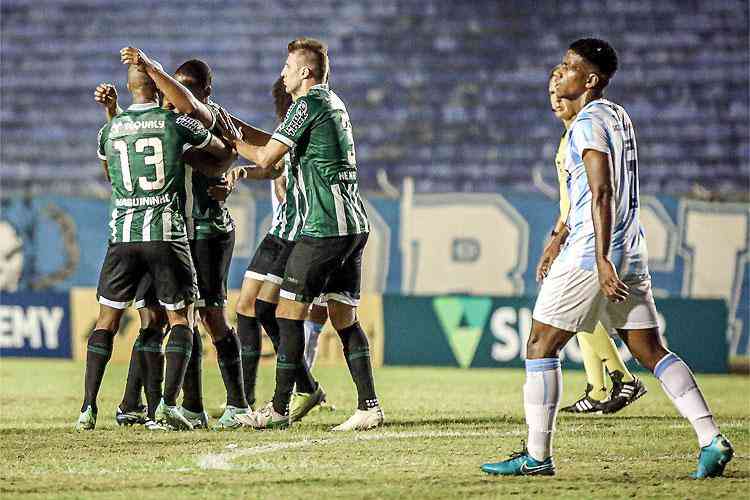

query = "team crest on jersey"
[281,100,308,136]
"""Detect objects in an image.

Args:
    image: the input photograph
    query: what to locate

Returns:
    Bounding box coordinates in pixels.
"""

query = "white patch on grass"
[197,430,509,470]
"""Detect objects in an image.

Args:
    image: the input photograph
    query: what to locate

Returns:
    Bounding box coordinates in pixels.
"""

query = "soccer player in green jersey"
[76,62,233,431]
[233,76,328,425]
[223,38,383,430]
[115,47,281,429]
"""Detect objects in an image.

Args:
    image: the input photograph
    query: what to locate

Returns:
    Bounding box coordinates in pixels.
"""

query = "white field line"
[197,420,749,471]
[197,429,512,470]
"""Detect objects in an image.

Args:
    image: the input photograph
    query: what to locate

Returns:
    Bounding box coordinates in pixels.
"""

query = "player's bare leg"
[76,305,125,430]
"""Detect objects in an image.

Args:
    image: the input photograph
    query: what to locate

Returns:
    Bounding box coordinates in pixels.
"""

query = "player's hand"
[208,168,245,202]
[120,47,154,71]
[536,236,563,282]
[597,257,630,303]
[94,83,118,111]
[215,107,243,143]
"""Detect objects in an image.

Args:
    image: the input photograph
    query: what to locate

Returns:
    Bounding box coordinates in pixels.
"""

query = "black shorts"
[191,231,235,308]
[135,231,234,310]
[97,240,197,311]
[280,233,368,305]
[246,234,295,285]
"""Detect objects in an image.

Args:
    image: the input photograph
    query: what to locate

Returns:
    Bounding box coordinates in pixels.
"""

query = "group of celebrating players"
[76,35,733,480]
[78,37,382,434]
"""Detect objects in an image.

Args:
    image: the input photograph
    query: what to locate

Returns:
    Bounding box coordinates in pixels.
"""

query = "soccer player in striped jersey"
[118,47,281,429]
[224,38,382,431]
[76,62,233,431]
[233,76,327,424]
[539,66,646,415]
[482,38,732,478]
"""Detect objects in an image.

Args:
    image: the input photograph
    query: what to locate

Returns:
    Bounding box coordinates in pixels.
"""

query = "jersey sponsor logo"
[281,100,308,136]
[114,194,171,208]
[175,114,207,135]
[110,120,165,136]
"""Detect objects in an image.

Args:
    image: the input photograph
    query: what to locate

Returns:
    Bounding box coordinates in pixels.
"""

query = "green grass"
[0,359,747,499]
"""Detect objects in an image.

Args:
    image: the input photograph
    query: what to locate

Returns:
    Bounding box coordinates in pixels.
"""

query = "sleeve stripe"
[192,132,212,150]
[271,132,295,148]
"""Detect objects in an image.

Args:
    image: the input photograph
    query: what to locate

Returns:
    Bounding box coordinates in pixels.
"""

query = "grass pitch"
[1,359,748,499]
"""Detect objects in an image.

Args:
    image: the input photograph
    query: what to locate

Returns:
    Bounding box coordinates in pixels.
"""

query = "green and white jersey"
[269,153,307,241]
[271,84,369,238]
[97,103,211,243]
[186,100,235,240]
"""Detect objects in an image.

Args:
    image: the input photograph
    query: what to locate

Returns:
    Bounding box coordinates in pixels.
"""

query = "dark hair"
[174,59,213,89]
[272,76,293,122]
[288,37,329,82]
[569,38,618,86]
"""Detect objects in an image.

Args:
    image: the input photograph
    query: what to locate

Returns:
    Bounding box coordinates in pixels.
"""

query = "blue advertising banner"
[0,191,746,358]
[0,292,72,358]
[382,295,729,374]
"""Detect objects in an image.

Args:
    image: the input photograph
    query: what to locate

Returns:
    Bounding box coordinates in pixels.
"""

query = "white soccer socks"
[654,352,720,447]
[524,358,562,461]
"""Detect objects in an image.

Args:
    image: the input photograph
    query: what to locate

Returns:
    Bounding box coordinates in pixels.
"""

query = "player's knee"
[526,328,561,359]
[328,302,356,331]
[198,307,229,340]
[95,307,122,333]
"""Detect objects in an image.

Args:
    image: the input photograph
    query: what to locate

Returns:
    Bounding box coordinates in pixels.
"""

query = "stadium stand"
[1,0,748,195]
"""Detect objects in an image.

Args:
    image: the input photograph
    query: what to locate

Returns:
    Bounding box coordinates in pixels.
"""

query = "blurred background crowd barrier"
[1,1,747,370]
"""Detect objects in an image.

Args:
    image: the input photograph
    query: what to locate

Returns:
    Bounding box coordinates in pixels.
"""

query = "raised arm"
[94,83,122,122]
[120,47,214,128]
[583,148,629,302]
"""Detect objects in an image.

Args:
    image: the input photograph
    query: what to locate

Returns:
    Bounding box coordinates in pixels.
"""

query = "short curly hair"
[569,38,618,87]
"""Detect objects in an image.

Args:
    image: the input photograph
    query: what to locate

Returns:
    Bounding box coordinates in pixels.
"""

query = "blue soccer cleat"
[692,435,734,479]
[481,445,556,476]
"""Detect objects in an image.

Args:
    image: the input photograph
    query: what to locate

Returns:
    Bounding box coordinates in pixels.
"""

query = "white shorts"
[532,261,659,333]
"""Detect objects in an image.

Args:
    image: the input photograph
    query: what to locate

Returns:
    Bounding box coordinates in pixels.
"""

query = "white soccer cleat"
[235,402,289,429]
[331,407,384,431]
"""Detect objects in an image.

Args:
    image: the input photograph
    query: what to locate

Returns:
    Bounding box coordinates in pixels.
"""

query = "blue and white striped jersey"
[557,98,649,278]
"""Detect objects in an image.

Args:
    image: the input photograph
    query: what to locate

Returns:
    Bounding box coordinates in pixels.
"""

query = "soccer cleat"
[115,405,147,426]
[75,405,97,431]
[235,402,289,430]
[601,372,647,414]
[692,435,734,479]
[290,385,327,422]
[481,446,556,476]
[212,405,249,430]
[155,400,194,431]
[144,419,170,431]
[180,407,209,429]
[560,384,607,414]
[331,406,384,431]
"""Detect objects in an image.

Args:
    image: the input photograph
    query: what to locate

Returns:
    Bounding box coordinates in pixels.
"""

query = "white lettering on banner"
[679,201,749,354]
[639,196,678,275]
[401,179,528,295]
[0,306,63,350]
